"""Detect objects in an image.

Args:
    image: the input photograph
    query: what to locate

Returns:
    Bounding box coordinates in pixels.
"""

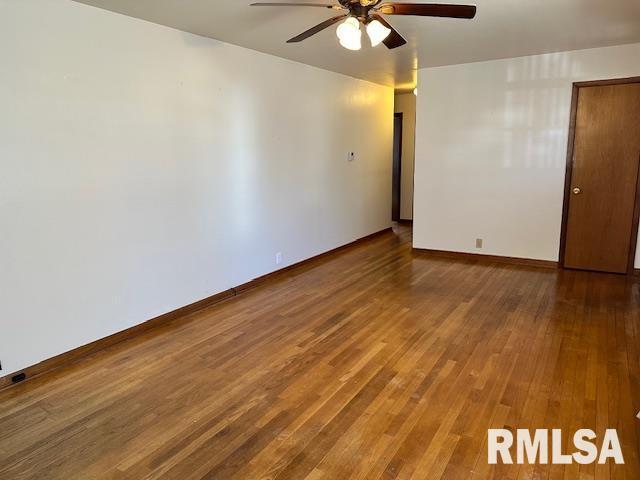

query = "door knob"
[572,187,582,195]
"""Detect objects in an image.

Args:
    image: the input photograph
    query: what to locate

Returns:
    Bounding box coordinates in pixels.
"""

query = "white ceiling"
[74,0,640,88]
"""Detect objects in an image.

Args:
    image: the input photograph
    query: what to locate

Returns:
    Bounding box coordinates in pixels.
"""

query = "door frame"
[558,76,640,274]
[392,112,403,222]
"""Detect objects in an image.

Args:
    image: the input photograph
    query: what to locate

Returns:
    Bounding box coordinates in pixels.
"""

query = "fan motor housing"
[349,3,373,19]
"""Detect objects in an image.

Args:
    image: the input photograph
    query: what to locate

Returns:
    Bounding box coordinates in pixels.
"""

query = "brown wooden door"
[563,82,640,273]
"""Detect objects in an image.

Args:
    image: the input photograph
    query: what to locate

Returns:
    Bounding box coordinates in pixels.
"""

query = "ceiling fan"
[250,1,476,51]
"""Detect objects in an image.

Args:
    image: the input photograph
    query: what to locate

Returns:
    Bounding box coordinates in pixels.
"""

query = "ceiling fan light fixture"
[339,35,362,51]
[366,19,391,47]
[336,16,362,50]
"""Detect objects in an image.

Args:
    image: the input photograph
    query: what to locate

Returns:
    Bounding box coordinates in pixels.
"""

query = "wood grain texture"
[1,225,639,479]
[0,228,391,391]
[564,82,640,273]
[0,289,235,391]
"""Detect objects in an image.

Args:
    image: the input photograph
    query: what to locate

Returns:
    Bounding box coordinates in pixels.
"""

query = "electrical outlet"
[347,152,355,162]
[275,252,283,265]
[475,238,483,249]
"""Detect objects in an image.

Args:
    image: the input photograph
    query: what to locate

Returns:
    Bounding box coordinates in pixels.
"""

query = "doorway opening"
[393,90,416,225]
[392,112,403,222]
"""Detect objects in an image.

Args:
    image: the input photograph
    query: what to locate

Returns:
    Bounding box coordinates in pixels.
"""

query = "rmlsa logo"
[488,429,624,465]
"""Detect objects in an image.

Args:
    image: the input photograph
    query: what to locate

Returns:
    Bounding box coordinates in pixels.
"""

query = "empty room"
[2,0,640,478]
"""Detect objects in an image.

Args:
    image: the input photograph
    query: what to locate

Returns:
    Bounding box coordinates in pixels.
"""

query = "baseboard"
[412,248,558,269]
[0,227,393,392]
[233,227,392,294]
[396,219,413,225]
[0,288,235,392]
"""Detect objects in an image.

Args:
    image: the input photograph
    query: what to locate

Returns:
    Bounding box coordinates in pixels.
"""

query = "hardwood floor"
[1,225,639,479]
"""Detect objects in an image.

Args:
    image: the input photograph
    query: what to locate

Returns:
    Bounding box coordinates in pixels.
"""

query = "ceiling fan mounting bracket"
[349,4,372,21]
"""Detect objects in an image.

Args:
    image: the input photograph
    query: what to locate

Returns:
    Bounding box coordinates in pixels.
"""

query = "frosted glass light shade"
[336,17,362,51]
[366,19,391,47]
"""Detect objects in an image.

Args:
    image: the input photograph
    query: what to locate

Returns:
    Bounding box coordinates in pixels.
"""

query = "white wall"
[394,93,416,220]
[414,43,640,262]
[0,0,393,375]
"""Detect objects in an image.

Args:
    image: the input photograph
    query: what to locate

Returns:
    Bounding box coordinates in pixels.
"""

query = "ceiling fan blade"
[370,14,407,49]
[377,3,476,19]
[250,2,343,9]
[287,14,347,43]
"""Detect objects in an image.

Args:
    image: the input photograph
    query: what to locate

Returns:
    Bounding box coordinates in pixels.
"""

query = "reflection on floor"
[1,225,639,479]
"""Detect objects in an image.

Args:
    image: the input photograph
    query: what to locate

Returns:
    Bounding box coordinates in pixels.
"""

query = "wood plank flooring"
[1,225,639,479]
